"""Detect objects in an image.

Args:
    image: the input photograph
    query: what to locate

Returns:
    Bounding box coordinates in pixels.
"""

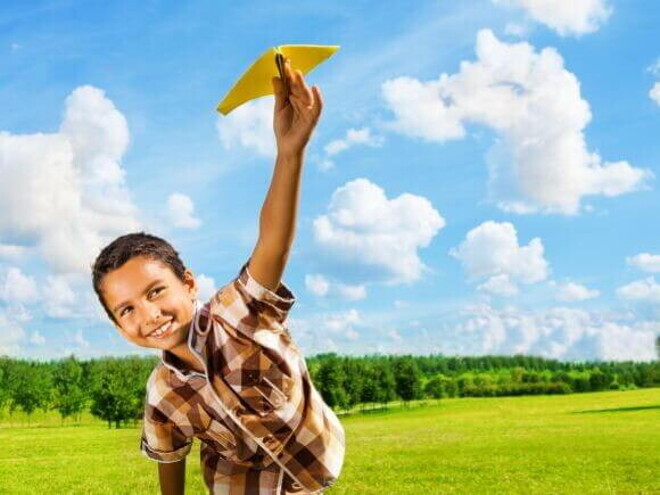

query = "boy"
[92,59,345,494]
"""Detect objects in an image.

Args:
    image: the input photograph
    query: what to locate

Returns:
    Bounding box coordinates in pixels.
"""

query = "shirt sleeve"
[140,404,193,463]
[205,260,345,493]
[213,258,296,331]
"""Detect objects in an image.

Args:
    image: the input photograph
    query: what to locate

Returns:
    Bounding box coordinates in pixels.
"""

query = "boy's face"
[100,256,198,351]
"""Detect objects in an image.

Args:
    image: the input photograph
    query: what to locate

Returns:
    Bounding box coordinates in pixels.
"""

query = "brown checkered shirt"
[140,260,345,494]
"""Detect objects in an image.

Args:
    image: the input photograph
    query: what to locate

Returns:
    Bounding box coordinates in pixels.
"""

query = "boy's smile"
[100,255,198,351]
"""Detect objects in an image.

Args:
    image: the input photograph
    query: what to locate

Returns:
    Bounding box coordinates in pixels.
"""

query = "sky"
[1,0,659,362]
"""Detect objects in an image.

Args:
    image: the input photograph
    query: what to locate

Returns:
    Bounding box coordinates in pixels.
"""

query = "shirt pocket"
[225,351,294,417]
[203,417,238,458]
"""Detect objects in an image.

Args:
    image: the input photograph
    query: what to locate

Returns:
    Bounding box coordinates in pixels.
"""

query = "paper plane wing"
[217,44,339,115]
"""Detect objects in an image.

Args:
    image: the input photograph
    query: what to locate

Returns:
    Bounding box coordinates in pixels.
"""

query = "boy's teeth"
[153,321,172,337]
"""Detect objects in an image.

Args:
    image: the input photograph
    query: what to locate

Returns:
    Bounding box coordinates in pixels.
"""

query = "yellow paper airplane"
[217,44,340,115]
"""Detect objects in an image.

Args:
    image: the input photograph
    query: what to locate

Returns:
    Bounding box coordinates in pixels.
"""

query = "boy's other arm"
[158,459,186,495]
[249,59,323,292]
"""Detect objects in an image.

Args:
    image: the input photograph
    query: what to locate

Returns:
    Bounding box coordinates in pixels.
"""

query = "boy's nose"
[140,304,163,335]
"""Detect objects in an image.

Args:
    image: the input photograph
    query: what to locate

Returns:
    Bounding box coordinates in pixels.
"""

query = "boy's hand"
[272,58,323,158]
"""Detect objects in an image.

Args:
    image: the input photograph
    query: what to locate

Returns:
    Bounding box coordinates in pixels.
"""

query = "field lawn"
[0,388,658,494]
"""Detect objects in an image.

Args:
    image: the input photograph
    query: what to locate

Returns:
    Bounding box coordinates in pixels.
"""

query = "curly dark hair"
[92,232,187,323]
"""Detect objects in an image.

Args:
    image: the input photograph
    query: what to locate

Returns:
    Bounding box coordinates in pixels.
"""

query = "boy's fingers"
[312,85,323,119]
[291,69,313,105]
[272,76,287,112]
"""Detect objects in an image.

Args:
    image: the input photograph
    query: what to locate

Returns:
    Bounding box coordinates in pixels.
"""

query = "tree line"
[0,353,657,427]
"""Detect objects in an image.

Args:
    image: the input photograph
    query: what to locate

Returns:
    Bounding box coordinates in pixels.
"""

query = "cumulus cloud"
[454,304,656,361]
[43,275,77,319]
[319,127,384,170]
[477,274,519,296]
[313,178,445,284]
[0,309,25,355]
[305,274,330,297]
[626,253,660,273]
[617,277,660,304]
[216,98,275,157]
[492,0,612,36]
[196,274,217,303]
[551,281,600,302]
[167,193,202,229]
[324,127,383,156]
[322,309,361,340]
[451,221,549,294]
[0,267,39,305]
[0,85,140,274]
[649,82,660,106]
[382,30,650,215]
[305,273,367,300]
[0,244,26,261]
[29,331,46,346]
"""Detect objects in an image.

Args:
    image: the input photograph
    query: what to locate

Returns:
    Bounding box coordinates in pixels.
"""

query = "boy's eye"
[120,307,132,318]
[149,287,165,298]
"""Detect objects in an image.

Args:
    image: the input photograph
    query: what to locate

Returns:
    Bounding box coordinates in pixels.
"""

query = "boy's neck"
[168,340,205,374]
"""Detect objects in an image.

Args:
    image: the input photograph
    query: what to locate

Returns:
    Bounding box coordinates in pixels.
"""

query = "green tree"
[9,361,52,420]
[52,355,87,423]
[392,357,421,405]
[315,354,348,410]
[90,358,140,428]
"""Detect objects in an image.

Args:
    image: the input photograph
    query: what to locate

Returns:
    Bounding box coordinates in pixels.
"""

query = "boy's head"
[92,232,198,351]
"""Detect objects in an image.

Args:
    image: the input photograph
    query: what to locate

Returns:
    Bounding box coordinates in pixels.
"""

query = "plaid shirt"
[140,260,345,494]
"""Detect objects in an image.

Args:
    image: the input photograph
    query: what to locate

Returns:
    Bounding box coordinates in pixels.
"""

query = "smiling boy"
[92,59,345,494]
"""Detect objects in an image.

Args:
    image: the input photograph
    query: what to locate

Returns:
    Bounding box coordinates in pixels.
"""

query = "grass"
[0,388,658,494]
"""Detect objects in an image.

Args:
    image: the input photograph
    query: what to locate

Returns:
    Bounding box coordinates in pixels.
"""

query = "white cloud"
[216,98,275,157]
[552,281,600,302]
[167,193,202,229]
[0,267,39,305]
[649,82,660,106]
[317,159,335,172]
[477,274,519,296]
[71,328,90,348]
[305,274,330,296]
[324,127,384,156]
[0,244,26,261]
[29,331,46,346]
[454,304,656,361]
[305,273,367,301]
[382,30,650,215]
[0,85,140,274]
[451,221,549,294]
[0,310,25,355]
[336,284,367,301]
[290,310,362,350]
[323,309,361,340]
[626,253,660,273]
[617,277,660,304]
[43,275,77,319]
[504,22,531,38]
[313,178,445,284]
[492,0,612,36]
[196,274,217,303]
[648,59,660,77]
[388,329,403,342]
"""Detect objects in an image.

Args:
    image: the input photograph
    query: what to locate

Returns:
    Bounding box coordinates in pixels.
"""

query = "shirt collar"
[160,299,208,380]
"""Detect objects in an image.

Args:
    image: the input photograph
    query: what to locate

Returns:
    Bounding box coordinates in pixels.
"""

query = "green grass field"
[0,388,658,494]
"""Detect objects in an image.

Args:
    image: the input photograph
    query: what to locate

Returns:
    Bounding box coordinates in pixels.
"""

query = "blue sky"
[1,0,659,361]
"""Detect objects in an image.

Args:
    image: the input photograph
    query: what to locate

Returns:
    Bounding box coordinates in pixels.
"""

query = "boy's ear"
[183,269,197,300]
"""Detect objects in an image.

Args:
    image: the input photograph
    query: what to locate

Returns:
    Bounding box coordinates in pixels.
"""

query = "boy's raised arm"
[248,58,323,292]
